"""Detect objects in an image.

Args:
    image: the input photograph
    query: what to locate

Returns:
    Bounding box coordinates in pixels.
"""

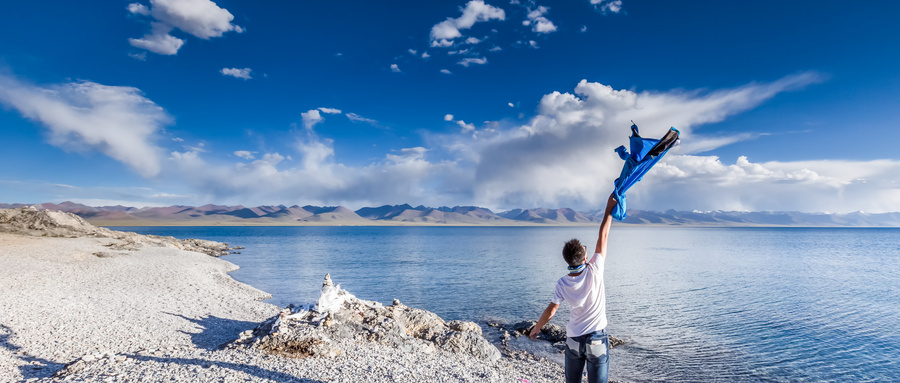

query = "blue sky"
[1,0,899,213]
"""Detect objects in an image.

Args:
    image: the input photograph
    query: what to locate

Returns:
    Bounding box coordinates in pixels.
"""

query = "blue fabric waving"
[612,123,680,220]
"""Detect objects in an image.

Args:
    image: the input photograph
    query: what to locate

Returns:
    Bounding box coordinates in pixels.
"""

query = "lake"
[111,225,900,382]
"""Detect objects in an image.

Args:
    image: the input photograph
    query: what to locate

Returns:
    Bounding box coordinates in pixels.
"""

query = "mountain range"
[1,201,899,227]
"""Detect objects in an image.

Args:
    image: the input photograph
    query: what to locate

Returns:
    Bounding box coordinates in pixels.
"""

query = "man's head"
[562,238,586,267]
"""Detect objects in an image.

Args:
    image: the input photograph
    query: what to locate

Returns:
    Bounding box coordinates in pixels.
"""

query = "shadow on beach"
[125,354,327,383]
[1,324,67,379]
[166,313,261,351]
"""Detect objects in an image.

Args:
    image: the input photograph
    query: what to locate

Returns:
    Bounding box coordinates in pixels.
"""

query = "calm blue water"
[111,226,900,382]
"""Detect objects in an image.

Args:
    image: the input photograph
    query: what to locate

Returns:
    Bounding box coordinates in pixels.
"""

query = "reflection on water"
[113,226,900,382]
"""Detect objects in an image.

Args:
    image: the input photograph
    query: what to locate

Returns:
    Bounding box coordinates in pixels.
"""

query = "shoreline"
[0,209,566,382]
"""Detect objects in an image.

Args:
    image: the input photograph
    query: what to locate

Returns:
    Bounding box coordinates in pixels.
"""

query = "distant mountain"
[2,201,898,227]
[498,207,592,224]
[356,204,508,224]
[299,206,368,223]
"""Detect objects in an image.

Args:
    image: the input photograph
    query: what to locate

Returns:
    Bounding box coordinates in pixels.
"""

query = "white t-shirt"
[551,253,607,337]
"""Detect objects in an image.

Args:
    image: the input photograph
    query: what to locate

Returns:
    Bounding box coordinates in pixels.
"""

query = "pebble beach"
[0,209,563,382]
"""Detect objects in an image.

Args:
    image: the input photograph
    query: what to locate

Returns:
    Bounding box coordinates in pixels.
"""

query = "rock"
[447,320,482,335]
[233,274,501,361]
[540,323,566,342]
[609,335,625,348]
[496,321,622,348]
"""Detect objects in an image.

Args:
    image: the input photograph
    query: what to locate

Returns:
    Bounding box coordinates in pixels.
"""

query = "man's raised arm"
[593,193,617,259]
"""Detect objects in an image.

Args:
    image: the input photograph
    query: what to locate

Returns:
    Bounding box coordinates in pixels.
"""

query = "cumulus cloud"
[428,73,825,210]
[390,64,401,72]
[128,0,242,55]
[458,57,488,67]
[234,150,255,160]
[129,22,184,55]
[220,67,252,79]
[17,68,883,213]
[591,0,623,13]
[168,137,462,208]
[430,0,505,47]
[632,156,900,213]
[440,69,452,74]
[300,109,323,130]
[525,6,557,33]
[127,3,150,16]
[457,120,476,133]
[0,74,169,177]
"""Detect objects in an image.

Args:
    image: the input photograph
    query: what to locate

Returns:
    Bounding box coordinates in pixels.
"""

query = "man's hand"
[531,303,558,340]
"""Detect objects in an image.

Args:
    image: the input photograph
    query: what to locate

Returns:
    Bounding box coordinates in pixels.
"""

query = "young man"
[530,193,617,383]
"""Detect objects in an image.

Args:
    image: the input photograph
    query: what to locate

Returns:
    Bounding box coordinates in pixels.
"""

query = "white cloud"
[391,64,401,72]
[127,3,150,16]
[580,25,588,33]
[448,49,470,55]
[591,0,623,13]
[128,0,242,55]
[458,57,488,67]
[128,22,185,55]
[489,46,502,52]
[16,69,878,213]
[408,49,417,55]
[465,37,482,44]
[168,138,459,208]
[528,40,539,48]
[220,67,252,80]
[430,0,505,47]
[525,6,556,33]
[301,109,323,130]
[346,113,378,125]
[422,52,431,58]
[234,150,255,160]
[430,73,825,210]
[0,74,170,177]
[632,156,900,213]
[440,69,452,74]
[457,120,476,133]
[128,52,148,61]
[431,39,454,48]
[318,107,342,114]
[508,102,515,107]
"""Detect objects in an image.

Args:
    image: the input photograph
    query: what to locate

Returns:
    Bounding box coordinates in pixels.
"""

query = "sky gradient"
[1,0,899,213]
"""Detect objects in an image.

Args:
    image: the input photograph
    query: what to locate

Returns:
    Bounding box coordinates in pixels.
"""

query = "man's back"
[553,254,607,337]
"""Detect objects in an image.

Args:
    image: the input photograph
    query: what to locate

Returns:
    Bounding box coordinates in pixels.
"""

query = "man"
[530,193,617,383]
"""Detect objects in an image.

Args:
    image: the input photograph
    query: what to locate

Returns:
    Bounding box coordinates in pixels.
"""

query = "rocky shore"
[0,209,574,382]
[0,207,239,257]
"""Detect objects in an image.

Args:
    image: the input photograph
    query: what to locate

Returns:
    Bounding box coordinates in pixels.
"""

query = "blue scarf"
[567,263,587,274]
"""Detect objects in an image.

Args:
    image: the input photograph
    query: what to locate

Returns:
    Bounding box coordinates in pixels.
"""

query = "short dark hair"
[562,238,586,267]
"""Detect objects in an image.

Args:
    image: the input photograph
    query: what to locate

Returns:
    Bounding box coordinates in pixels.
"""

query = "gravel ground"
[0,233,563,383]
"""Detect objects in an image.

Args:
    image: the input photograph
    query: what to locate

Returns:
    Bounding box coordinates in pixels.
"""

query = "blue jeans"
[564,329,609,383]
